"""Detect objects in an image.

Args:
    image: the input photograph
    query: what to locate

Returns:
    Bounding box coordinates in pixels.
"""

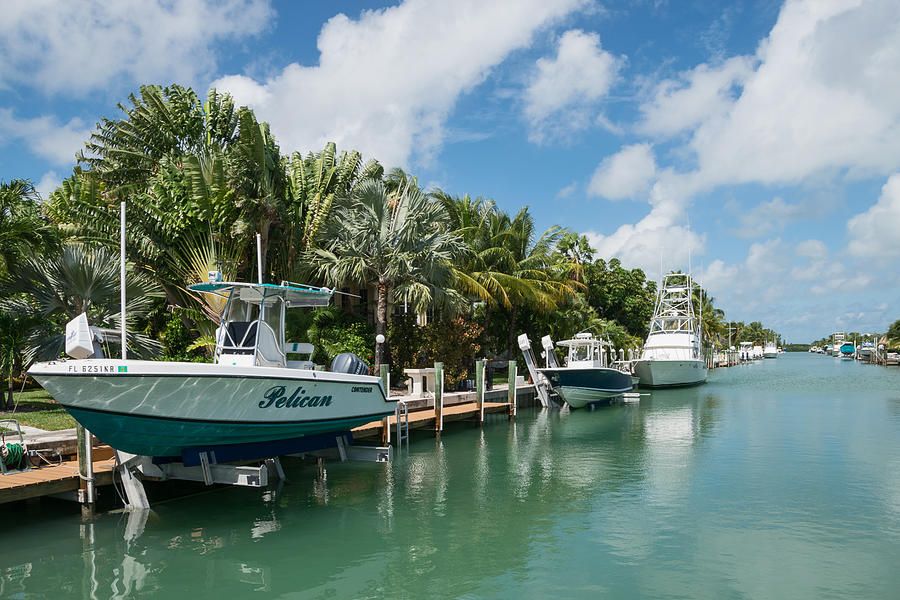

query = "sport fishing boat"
[633,272,708,388]
[536,333,633,408]
[763,340,778,359]
[28,280,393,458]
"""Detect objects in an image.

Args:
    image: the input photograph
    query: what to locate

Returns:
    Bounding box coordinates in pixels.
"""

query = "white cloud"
[0,0,273,95]
[638,56,753,137]
[0,109,92,166]
[524,29,621,144]
[587,143,657,200]
[584,0,900,341]
[846,173,900,260]
[583,171,705,274]
[555,182,577,199]
[215,0,585,170]
[35,171,61,200]
[795,239,827,259]
[732,196,809,239]
[698,238,794,316]
[687,0,900,188]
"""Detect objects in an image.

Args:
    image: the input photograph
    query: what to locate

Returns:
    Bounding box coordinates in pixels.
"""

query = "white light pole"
[120,201,127,360]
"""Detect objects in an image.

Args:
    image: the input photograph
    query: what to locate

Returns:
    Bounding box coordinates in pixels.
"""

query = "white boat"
[633,273,708,388]
[763,340,778,358]
[739,341,753,361]
[858,341,876,361]
[536,333,633,408]
[831,333,845,357]
[28,280,392,458]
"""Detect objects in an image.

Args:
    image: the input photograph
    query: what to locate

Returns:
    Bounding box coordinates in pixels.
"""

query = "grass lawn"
[0,388,76,431]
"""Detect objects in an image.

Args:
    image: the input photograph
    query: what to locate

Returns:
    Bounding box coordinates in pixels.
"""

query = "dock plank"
[352,401,510,440]
[0,457,117,504]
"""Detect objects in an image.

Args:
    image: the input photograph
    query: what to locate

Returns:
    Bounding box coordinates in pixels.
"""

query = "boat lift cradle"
[517,334,555,408]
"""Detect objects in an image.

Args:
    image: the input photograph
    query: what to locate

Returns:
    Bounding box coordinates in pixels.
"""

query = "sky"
[1,0,898,343]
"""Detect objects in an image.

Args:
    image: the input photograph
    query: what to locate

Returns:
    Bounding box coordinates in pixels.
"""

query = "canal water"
[3,353,899,599]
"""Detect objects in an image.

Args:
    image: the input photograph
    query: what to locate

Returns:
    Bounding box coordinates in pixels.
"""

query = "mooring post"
[76,424,95,518]
[508,360,517,418]
[380,363,391,445]
[380,364,390,395]
[475,359,485,425]
[434,362,443,436]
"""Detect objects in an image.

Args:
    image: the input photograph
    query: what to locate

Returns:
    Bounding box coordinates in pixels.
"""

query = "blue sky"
[1,0,898,343]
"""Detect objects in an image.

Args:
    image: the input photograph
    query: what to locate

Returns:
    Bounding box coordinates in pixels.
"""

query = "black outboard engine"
[330,353,370,375]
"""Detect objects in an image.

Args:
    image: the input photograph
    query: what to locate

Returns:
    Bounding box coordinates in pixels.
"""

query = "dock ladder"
[395,400,410,449]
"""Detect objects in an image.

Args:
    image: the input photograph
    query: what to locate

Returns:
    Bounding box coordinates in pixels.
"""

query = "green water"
[3,353,900,599]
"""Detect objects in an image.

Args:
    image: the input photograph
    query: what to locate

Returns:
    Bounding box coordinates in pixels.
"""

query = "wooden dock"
[353,378,536,444]
[0,446,116,504]
[353,401,512,441]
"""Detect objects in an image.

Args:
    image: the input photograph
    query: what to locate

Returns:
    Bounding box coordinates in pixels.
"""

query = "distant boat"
[840,342,855,360]
[740,341,754,361]
[831,333,846,357]
[763,341,778,359]
[858,341,876,361]
[633,272,708,388]
[537,333,633,408]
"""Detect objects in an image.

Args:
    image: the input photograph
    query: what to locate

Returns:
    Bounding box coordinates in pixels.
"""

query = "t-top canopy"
[557,335,612,348]
[187,281,333,307]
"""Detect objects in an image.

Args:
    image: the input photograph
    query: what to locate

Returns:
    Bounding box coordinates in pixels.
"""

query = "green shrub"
[389,316,483,390]
[160,312,206,362]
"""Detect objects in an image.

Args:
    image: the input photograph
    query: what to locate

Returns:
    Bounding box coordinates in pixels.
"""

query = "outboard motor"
[330,353,370,375]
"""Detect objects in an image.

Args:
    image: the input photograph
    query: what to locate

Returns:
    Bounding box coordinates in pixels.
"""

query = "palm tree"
[556,232,595,276]
[1,243,162,362]
[78,85,240,194]
[227,109,287,280]
[307,180,463,370]
[0,179,57,277]
[496,209,583,356]
[433,191,500,304]
[282,142,383,264]
[693,287,726,347]
[0,312,39,410]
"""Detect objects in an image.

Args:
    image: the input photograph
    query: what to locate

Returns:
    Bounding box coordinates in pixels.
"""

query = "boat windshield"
[217,287,286,366]
[571,343,594,362]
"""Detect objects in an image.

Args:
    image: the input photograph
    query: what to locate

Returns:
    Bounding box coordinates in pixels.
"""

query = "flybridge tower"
[647,273,700,342]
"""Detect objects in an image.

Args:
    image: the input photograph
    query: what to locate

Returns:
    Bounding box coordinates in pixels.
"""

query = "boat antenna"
[120,201,127,360]
[256,233,263,285]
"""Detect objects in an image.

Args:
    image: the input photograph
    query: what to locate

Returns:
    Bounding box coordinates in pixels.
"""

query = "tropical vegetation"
[1,82,782,425]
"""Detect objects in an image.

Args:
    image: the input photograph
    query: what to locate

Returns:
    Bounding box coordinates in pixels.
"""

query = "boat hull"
[28,359,392,457]
[633,359,707,388]
[538,367,633,409]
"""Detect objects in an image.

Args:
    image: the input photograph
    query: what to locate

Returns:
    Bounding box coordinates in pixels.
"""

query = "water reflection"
[4,356,900,598]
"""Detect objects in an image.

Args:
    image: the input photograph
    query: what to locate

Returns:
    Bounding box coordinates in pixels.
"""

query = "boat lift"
[517,334,555,408]
[114,432,392,510]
